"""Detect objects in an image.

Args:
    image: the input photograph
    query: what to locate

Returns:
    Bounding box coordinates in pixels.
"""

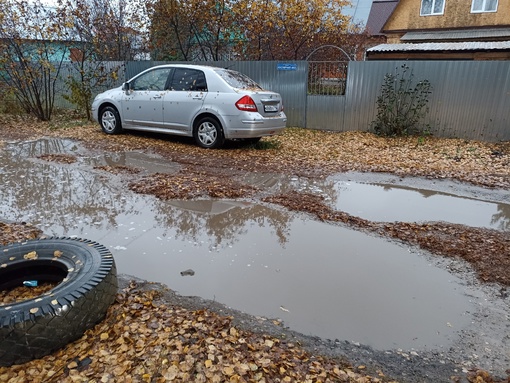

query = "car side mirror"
[122,82,130,92]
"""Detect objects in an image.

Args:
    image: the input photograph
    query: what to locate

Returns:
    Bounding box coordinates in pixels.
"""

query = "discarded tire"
[0,237,118,367]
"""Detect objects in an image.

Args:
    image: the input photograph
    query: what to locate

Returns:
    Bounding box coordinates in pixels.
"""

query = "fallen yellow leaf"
[24,251,37,260]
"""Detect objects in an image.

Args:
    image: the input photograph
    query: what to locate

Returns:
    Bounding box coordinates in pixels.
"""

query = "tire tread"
[0,237,117,366]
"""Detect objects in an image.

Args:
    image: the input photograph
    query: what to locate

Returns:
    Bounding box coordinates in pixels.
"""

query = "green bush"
[372,64,432,136]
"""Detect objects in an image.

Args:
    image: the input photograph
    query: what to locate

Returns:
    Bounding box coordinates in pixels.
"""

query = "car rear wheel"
[99,106,123,134]
[194,117,225,149]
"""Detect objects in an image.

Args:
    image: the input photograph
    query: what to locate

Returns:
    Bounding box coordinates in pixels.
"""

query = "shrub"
[372,64,432,136]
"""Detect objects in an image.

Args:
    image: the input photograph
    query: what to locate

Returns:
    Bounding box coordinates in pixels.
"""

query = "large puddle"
[332,180,510,230]
[2,138,508,350]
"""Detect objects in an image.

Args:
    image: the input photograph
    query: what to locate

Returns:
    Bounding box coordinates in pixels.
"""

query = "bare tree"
[60,0,117,119]
[0,0,69,120]
[63,0,148,61]
[148,0,238,61]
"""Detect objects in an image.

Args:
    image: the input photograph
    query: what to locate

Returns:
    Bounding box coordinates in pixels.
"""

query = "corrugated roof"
[365,0,399,35]
[367,41,510,52]
[401,28,510,41]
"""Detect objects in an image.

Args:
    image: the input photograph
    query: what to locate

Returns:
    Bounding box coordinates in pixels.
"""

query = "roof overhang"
[400,28,510,42]
[367,41,510,53]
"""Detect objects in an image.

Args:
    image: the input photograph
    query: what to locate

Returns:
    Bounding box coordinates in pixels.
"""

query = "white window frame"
[420,0,445,16]
[471,0,498,13]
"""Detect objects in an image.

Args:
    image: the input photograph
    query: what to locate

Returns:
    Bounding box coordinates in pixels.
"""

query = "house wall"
[19,41,78,62]
[383,0,510,43]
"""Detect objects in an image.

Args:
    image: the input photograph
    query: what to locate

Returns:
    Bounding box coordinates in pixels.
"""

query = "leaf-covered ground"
[1,114,509,382]
[1,114,509,189]
[0,282,389,383]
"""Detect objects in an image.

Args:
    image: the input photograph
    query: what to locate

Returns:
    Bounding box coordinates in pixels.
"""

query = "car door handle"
[192,96,203,100]
[153,95,162,99]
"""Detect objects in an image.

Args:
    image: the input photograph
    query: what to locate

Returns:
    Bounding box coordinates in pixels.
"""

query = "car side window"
[131,68,172,91]
[169,68,207,91]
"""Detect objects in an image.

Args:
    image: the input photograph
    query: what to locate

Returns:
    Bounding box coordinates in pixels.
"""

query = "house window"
[420,0,445,15]
[471,0,498,12]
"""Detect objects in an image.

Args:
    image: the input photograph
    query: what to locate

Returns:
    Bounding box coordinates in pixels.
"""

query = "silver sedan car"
[91,64,287,148]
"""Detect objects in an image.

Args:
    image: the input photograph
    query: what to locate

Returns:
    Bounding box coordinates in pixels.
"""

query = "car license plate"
[264,104,278,112]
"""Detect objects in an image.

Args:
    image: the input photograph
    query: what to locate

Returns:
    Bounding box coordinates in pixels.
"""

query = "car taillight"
[235,95,258,112]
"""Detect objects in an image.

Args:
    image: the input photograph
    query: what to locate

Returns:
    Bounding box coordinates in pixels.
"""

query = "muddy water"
[2,138,506,350]
[239,173,510,231]
[333,181,510,230]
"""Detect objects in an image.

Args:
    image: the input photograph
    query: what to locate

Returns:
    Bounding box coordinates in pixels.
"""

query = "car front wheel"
[99,106,123,134]
[194,117,225,149]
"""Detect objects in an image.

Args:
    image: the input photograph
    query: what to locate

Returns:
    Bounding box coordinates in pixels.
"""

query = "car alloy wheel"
[194,117,225,149]
[100,106,123,134]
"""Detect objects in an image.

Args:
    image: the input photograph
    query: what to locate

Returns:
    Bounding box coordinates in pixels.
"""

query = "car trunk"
[251,92,283,117]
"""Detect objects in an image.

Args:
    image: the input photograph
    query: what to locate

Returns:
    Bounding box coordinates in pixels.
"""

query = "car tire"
[0,237,118,367]
[99,106,123,134]
[194,116,225,149]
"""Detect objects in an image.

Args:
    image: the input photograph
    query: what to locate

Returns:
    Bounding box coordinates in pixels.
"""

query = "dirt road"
[1,115,509,382]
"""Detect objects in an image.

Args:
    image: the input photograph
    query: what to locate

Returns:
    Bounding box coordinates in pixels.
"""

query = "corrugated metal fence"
[341,60,510,142]
[57,60,510,142]
[306,60,510,142]
[54,61,126,109]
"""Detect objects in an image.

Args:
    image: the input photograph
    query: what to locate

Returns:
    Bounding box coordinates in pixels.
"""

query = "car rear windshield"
[215,69,263,90]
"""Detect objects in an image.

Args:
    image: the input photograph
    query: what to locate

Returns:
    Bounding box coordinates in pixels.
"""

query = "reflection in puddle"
[0,138,484,350]
[86,151,181,174]
[333,181,510,231]
[241,174,510,231]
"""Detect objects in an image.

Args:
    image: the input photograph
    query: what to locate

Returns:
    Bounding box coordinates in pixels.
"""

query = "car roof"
[150,64,226,72]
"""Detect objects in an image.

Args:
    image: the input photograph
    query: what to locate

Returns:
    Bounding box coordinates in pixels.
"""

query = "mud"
[117,172,510,382]
[114,170,510,381]
[119,268,509,383]
[1,134,509,382]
